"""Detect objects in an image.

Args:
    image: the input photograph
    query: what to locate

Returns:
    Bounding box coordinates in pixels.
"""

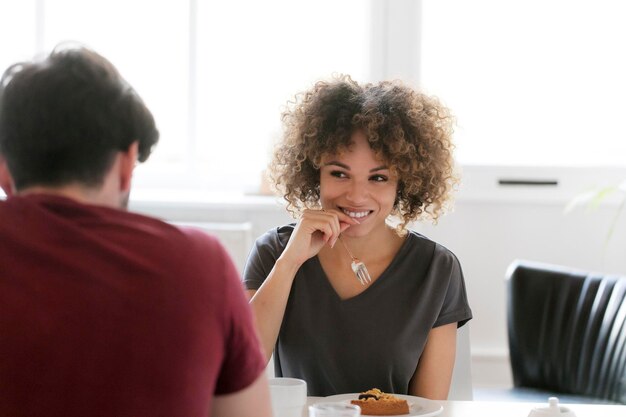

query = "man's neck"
[17,185,125,209]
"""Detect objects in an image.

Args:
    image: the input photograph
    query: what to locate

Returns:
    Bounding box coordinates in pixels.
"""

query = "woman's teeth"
[342,209,370,219]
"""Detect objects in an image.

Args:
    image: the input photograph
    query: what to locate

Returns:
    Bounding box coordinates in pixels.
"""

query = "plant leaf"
[604,194,626,249]
[564,189,599,214]
[588,187,617,210]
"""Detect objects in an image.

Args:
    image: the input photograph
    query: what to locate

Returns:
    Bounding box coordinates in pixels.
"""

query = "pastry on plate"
[350,388,410,415]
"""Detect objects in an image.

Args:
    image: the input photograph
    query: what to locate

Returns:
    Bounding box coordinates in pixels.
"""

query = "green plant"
[564,179,626,248]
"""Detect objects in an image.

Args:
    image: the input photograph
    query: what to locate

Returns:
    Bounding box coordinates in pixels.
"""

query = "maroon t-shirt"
[0,194,265,417]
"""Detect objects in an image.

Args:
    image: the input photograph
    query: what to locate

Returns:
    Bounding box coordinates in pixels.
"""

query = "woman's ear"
[0,156,15,196]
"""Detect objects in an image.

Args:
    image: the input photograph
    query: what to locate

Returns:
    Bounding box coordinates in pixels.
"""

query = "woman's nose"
[345,180,369,203]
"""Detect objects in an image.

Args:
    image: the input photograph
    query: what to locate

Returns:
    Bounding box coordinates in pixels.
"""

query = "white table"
[306,397,626,417]
[436,400,625,417]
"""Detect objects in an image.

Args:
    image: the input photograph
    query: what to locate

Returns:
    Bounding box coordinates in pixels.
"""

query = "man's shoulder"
[173,224,226,255]
[127,219,229,267]
[2,194,232,272]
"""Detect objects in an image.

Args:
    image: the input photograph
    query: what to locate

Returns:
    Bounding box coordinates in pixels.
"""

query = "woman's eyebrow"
[322,161,349,169]
[322,161,388,172]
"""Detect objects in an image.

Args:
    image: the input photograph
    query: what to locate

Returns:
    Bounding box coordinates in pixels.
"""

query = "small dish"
[323,393,443,417]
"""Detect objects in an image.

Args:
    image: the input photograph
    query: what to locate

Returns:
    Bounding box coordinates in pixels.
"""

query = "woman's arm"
[246,257,301,362]
[246,209,356,362]
[408,322,458,400]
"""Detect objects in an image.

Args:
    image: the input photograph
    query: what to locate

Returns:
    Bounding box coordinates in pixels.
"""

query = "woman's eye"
[370,174,388,182]
[330,170,348,179]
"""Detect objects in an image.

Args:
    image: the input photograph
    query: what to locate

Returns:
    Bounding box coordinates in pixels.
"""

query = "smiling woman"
[243,75,472,399]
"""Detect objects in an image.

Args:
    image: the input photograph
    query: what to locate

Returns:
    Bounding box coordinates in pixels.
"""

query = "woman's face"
[319,131,398,238]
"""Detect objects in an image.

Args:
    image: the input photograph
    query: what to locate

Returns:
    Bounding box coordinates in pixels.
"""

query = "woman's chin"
[342,225,369,238]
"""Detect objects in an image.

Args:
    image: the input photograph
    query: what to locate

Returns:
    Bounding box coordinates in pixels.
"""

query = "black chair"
[506,260,626,404]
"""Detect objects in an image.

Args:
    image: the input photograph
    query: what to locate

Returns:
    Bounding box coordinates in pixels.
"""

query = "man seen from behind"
[0,44,272,417]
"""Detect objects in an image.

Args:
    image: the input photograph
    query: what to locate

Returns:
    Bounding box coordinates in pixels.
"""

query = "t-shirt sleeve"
[430,244,473,328]
[242,228,284,291]
[206,236,266,395]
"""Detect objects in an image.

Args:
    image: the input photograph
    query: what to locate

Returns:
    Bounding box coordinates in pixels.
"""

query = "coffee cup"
[268,377,307,417]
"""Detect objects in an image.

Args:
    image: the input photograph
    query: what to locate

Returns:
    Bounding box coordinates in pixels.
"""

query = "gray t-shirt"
[243,224,472,396]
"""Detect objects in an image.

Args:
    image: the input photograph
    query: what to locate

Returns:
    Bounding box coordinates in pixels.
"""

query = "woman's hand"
[279,208,358,268]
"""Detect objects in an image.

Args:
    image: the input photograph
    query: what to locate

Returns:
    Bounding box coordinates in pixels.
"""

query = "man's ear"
[119,142,139,193]
[0,155,16,196]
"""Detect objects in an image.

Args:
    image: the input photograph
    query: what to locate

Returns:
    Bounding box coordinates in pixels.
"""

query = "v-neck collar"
[311,232,415,303]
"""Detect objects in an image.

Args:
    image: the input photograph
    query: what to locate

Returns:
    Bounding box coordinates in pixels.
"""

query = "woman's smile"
[340,207,372,220]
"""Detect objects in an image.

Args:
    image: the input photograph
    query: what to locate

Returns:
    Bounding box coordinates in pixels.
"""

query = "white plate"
[322,393,443,417]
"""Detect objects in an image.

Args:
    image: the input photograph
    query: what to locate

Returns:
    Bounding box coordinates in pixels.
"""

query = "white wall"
[129,165,626,390]
[415,166,626,388]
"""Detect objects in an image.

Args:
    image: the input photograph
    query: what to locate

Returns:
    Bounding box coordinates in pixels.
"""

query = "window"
[42,0,190,173]
[193,0,370,193]
[0,1,36,74]
[2,0,625,202]
[421,0,626,168]
[0,0,370,197]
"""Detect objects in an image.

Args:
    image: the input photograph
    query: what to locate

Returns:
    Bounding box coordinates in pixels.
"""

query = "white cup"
[308,402,361,417]
[268,377,307,417]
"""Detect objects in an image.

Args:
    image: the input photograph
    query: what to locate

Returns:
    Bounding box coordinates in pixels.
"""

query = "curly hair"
[269,74,458,231]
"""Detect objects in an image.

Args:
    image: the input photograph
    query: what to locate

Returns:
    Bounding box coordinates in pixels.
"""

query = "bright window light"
[194,0,369,193]
[43,0,190,175]
[0,0,36,73]
[4,0,624,202]
[421,0,626,167]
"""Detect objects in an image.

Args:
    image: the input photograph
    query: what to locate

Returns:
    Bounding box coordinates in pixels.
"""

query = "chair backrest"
[448,323,474,400]
[506,260,626,404]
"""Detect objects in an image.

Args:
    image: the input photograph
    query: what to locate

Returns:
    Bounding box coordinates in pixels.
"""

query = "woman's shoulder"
[404,229,460,264]
[404,229,436,252]
[400,230,465,291]
[255,223,296,250]
[244,223,297,285]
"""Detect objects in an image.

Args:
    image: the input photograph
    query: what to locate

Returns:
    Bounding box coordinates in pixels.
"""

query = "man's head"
[0,44,158,204]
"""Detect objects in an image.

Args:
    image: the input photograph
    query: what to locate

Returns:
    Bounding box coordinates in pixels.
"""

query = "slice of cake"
[350,388,410,416]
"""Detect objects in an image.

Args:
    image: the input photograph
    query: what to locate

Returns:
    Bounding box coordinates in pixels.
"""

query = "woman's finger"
[319,210,341,238]
[299,210,338,245]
